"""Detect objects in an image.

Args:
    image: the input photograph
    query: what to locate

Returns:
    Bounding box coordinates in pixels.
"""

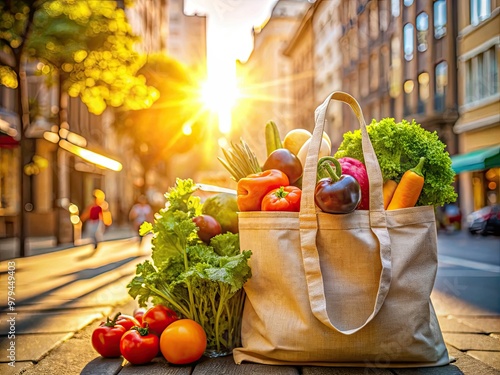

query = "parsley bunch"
[334,118,457,207]
[127,178,252,353]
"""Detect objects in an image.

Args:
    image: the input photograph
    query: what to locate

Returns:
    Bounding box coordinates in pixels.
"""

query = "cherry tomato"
[160,319,207,364]
[193,214,222,243]
[133,307,147,325]
[142,305,178,337]
[116,314,141,331]
[91,312,127,358]
[120,326,159,365]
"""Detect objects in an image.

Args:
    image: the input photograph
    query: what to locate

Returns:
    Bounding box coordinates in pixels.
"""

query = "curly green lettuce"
[334,118,457,206]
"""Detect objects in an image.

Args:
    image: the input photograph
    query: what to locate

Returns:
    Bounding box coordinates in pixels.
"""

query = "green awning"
[451,145,500,174]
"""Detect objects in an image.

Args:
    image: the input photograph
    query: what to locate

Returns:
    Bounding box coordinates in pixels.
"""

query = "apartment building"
[452,0,499,216]
[337,0,460,158]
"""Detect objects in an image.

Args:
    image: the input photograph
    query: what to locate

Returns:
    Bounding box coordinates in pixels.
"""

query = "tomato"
[193,214,222,243]
[262,148,303,184]
[91,312,127,358]
[116,314,141,331]
[160,319,207,365]
[120,326,159,365]
[142,304,178,337]
[133,307,147,325]
[261,186,302,212]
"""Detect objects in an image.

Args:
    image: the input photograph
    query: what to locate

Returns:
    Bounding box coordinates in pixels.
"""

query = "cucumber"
[265,121,283,156]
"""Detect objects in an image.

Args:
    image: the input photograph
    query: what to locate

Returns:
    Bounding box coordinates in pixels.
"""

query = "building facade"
[311,0,343,149]
[452,0,499,217]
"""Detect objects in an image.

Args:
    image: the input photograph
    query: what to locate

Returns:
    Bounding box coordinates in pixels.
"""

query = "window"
[380,0,389,31]
[360,64,369,97]
[391,0,400,17]
[404,79,414,115]
[404,23,414,61]
[418,72,429,113]
[470,0,491,26]
[369,3,379,40]
[370,52,380,92]
[464,46,498,104]
[434,0,447,38]
[359,20,368,48]
[389,36,401,98]
[435,61,448,111]
[416,12,428,52]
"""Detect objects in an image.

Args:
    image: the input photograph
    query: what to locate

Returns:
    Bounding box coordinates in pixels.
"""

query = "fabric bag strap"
[299,91,392,335]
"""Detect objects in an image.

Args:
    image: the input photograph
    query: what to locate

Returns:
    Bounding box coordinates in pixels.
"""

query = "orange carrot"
[383,180,398,210]
[387,157,425,210]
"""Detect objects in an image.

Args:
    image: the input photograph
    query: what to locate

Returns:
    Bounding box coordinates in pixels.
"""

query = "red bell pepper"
[261,186,302,212]
[237,169,289,211]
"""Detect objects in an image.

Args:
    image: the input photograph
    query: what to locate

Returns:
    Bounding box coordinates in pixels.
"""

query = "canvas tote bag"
[233,92,450,367]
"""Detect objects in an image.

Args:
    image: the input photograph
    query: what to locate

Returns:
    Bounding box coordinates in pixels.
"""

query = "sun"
[199,78,240,134]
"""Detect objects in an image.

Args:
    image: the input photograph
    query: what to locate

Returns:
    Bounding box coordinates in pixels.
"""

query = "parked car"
[467,205,500,236]
[438,204,462,231]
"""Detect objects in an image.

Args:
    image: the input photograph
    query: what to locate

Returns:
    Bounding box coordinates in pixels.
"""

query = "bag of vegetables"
[233,92,451,367]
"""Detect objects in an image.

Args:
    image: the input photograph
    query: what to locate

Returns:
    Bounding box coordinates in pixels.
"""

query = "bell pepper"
[315,156,361,214]
[318,156,369,210]
[261,186,302,212]
[237,169,290,211]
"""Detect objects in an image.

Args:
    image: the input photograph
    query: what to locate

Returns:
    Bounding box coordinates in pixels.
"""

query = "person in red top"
[80,190,107,249]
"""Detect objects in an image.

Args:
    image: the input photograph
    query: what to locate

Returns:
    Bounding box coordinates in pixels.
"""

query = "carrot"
[383,180,398,210]
[387,157,425,210]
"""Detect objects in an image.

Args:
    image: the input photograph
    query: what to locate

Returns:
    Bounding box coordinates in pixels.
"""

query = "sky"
[183,0,279,132]
[185,0,278,63]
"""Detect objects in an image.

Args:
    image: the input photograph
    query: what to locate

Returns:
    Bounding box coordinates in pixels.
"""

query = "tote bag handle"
[299,91,392,335]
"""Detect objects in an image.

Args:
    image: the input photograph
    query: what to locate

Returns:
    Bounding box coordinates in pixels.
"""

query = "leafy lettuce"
[127,178,252,352]
[334,118,457,206]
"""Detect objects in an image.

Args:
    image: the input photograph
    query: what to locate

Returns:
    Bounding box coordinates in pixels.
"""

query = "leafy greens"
[334,118,457,206]
[127,178,252,352]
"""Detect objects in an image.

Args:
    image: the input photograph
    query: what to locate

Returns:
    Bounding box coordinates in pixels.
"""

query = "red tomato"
[133,307,147,325]
[142,305,178,337]
[120,326,159,365]
[160,319,207,364]
[261,186,302,212]
[91,313,127,358]
[116,314,141,331]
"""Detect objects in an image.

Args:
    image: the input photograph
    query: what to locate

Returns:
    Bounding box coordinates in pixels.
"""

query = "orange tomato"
[159,319,207,364]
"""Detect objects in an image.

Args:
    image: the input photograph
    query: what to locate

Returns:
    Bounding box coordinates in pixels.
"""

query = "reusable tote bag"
[233,92,450,367]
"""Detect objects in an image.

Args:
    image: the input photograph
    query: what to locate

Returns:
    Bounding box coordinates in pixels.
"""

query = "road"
[433,230,500,316]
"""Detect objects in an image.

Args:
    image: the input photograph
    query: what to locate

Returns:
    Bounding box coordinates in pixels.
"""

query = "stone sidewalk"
[0,235,499,374]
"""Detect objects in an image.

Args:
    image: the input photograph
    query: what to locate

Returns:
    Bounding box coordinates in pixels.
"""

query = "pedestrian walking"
[80,189,112,248]
[129,195,154,234]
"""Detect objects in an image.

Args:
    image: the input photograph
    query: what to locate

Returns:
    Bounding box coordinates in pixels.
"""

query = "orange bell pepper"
[237,169,290,211]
